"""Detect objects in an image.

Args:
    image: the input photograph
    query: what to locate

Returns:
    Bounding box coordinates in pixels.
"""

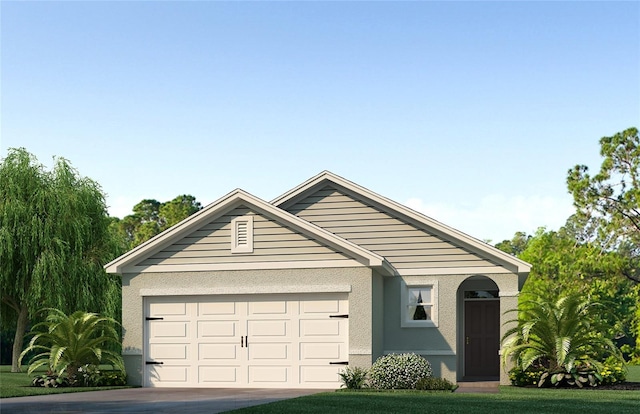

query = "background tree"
[567,126,639,282]
[0,148,121,372]
[110,195,202,250]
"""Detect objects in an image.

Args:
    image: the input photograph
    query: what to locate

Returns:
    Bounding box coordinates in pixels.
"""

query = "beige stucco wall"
[121,266,377,386]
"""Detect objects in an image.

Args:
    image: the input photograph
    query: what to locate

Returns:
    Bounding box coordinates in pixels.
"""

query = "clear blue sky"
[2,1,638,243]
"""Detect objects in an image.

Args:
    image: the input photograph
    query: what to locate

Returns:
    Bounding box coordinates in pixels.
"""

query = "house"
[105,171,530,388]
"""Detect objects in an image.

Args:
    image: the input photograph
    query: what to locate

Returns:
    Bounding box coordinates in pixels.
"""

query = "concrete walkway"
[0,387,329,414]
[454,381,500,393]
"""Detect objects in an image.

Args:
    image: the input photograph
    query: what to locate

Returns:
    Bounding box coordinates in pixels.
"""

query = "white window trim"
[401,279,438,328]
[231,216,254,253]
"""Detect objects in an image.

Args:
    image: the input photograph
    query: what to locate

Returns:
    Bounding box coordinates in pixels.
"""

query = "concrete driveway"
[0,387,329,414]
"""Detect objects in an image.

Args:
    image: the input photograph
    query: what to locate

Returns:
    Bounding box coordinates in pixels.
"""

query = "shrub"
[19,309,126,386]
[338,366,368,389]
[368,353,432,389]
[415,376,456,391]
[508,357,627,388]
[31,365,127,388]
[501,294,624,388]
[599,356,627,385]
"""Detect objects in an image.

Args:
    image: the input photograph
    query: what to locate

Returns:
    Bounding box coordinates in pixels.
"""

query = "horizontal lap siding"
[139,206,352,267]
[287,186,497,270]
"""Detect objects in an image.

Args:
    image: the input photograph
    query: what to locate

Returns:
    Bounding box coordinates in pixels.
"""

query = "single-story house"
[105,171,530,388]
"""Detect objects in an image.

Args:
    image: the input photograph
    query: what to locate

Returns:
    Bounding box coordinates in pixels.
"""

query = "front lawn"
[228,386,640,414]
[0,366,131,398]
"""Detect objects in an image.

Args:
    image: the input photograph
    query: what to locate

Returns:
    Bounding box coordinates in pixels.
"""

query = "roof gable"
[273,171,531,275]
[105,189,391,275]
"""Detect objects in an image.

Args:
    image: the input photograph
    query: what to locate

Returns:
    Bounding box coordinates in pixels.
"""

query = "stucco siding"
[286,186,499,270]
[139,205,353,268]
[121,267,376,386]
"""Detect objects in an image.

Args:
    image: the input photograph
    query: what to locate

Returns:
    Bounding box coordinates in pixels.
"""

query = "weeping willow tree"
[0,148,121,372]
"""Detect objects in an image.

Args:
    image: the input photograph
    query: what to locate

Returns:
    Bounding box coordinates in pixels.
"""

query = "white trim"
[231,216,253,253]
[499,291,520,297]
[121,259,365,274]
[383,350,456,356]
[272,171,531,274]
[140,285,352,296]
[397,267,514,276]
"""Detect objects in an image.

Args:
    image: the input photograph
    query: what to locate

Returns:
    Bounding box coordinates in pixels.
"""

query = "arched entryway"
[458,276,500,380]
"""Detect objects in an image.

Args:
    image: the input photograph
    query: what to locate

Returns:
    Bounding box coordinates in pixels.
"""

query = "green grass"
[228,386,640,414]
[0,366,131,398]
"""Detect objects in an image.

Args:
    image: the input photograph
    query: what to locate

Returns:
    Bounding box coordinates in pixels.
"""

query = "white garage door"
[144,293,349,388]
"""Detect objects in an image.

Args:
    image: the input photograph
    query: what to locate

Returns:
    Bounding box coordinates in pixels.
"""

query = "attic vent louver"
[231,216,253,253]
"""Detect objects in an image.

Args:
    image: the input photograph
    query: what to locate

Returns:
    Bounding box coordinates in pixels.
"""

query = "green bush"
[508,357,627,388]
[599,357,627,385]
[338,366,368,389]
[31,365,127,388]
[20,309,126,387]
[368,353,432,389]
[415,376,456,391]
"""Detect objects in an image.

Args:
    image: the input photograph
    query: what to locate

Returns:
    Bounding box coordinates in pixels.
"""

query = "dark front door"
[464,300,500,377]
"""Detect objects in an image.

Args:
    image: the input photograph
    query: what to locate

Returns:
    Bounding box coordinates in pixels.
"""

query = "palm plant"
[19,309,125,385]
[501,293,624,387]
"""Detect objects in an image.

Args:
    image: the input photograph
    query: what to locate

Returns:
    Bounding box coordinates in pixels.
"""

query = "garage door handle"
[329,314,349,318]
[146,361,163,365]
[329,361,349,365]
[146,317,164,321]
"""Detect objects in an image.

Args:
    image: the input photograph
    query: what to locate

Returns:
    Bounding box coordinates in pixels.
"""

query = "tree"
[567,127,639,283]
[0,148,120,372]
[501,293,624,387]
[495,231,531,256]
[516,228,637,350]
[19,308,125,386]
[111,195,202,250]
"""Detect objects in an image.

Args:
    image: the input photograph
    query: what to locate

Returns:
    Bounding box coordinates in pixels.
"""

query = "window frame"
[401,279,438,328]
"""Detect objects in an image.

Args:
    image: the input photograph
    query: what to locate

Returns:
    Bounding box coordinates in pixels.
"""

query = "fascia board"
[272,171,531,274]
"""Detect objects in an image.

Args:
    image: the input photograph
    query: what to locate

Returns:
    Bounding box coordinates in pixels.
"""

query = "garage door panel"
[300,342,341,360]
[249,300,287,315]
[300,319,341,336]
[150,302,188,316]
[249,366,289,383]
[150,321,188,338]
[199,343,237,360]
[149,365,189,384]
[249,343,289,360]
[199,301,235,316]
[199,366,239,383]
[198,320,237,337]
[248,320,288,337]
[149,343,188,360]
[300,300,340,314]
[300,366,342,384]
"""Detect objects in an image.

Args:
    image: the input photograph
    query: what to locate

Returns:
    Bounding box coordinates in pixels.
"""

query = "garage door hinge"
[146,317,164,321]
[329,314,348,318]
[329,361,349,365]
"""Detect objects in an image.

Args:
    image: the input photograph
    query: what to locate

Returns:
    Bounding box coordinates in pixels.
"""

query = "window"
[401,280,438,328]
[231,216,253,253]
